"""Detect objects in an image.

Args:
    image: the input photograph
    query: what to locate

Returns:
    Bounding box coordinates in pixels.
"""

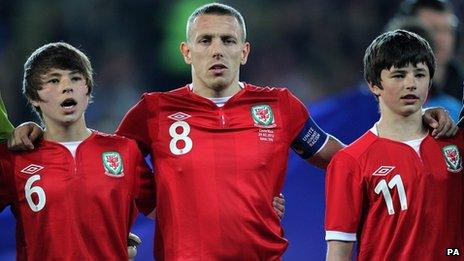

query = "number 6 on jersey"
[24,175,46,212]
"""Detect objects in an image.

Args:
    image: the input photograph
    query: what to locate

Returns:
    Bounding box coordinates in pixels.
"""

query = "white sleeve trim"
[314,133,330,155]
[325,230,357,241]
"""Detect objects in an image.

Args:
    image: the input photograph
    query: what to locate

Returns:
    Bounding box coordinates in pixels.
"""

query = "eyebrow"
[197,33,238,39]
[390,68,427,73]
[43,70,81,78]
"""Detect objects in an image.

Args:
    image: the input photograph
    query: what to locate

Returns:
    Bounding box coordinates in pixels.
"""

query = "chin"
[210,80,230,91]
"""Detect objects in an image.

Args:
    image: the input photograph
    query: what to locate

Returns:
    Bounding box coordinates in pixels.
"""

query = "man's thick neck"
[192,81,242,98]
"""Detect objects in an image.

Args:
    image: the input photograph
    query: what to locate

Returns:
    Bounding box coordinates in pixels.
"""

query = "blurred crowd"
[1,0,463,132]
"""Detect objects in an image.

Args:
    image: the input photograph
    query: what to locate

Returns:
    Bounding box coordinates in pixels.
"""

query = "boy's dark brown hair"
[23,42,93,116]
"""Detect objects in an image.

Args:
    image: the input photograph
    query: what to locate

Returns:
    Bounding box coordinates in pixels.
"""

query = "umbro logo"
[168,112,191,121]
[20,164,44,175]
[372,166,395,176]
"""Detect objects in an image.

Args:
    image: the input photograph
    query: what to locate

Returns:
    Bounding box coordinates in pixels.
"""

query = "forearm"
[307,135,345,169]
[326,240,354,261]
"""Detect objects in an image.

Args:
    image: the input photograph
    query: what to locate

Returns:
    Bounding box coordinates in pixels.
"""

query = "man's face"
[31,68,89,127]
[181,14,250,94]
[417,8,456,65]
[371,63,431,117]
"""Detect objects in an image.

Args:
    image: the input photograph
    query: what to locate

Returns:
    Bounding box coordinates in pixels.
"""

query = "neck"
[376,110,426,141]
[192,80,242,98]
[43,117,91,142]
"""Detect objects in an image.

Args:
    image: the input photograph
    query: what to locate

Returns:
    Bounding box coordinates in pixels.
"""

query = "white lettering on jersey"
[374,174,407,215]
[24,175,46,212]
[169,121,193,155]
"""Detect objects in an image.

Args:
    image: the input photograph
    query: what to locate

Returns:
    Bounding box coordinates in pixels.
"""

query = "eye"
[47,78,59,84]
[198,38,211,44]
[223,38,237,45]
[415,73,426,78]
[392,74,404,79]
[71,76,84,81]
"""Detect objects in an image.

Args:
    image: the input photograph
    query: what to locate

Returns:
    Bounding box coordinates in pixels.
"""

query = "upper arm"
[131,141,156,216]
[116,94,156,156]
[326,240,354,261]
[325,152,363,241]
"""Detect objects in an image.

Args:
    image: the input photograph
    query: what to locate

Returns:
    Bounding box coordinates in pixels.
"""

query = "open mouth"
[209,64,227,73]
[60,98,77,112]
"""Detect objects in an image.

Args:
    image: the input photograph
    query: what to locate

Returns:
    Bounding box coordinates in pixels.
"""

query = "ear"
[180,42,192,64]
[30,99,40,107]
[240,42,251,65]
[368,82,382,97]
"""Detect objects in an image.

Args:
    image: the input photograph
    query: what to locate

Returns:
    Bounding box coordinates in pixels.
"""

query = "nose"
[210,39,223,59]
[405,74,416,91]
[61,79,74,94]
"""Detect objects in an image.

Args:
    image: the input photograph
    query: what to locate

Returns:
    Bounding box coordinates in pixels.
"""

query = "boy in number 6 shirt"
[0,42,155,260]
[325,30,463,261]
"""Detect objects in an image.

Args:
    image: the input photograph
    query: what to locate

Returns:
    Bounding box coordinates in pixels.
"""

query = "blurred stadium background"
[0,0,462,260]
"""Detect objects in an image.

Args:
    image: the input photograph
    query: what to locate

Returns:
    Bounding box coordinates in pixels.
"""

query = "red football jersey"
[116,84,309,260]
[325,130,464,261]
[0,131,155,260]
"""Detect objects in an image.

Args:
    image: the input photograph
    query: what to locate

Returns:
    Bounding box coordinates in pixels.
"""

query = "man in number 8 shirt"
[325,30,464,260]
[116,3,454,261]
[0,42,156,260]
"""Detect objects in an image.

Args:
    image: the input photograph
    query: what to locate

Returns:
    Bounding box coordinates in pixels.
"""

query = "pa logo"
[446,248,460,256]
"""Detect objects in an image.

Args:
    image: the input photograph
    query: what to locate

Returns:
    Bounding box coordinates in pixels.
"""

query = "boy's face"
[31,68,89,127]
[371,62,430,117]
[180,14,250,93]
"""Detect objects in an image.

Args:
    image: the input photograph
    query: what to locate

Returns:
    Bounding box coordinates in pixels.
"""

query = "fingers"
[30,123,44,143]
[423,111,439,130]
[273,194,285,220]
[438,120,458,139]
[7,122,43,150]
[128,232,142,246]
[127,246,137,260]
[431,109,457,139]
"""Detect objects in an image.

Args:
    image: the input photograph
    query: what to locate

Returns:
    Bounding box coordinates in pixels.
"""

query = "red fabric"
[325,130,464,261]
[116,83,309,260]
[0,131,155,260]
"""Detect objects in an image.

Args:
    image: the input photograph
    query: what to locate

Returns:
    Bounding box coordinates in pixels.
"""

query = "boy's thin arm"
[307,135,345,169]
[326,241,354,261]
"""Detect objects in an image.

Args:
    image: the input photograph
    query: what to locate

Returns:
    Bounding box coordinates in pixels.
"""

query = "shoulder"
[245,83,294,96]
[337,131,379,160]
[92,131,138,147]
[136,85,189,101]
[436,128,464,147]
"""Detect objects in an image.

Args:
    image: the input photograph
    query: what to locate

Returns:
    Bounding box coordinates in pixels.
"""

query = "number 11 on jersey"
[374,174,408,215]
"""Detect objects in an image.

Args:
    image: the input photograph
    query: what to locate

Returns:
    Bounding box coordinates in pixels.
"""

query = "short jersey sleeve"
[325,151,363,241]
[281,89,328,158]
[129,140,156,216]
[281,89,309,142]
[0,93,14,141]
[116,93,158,156]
